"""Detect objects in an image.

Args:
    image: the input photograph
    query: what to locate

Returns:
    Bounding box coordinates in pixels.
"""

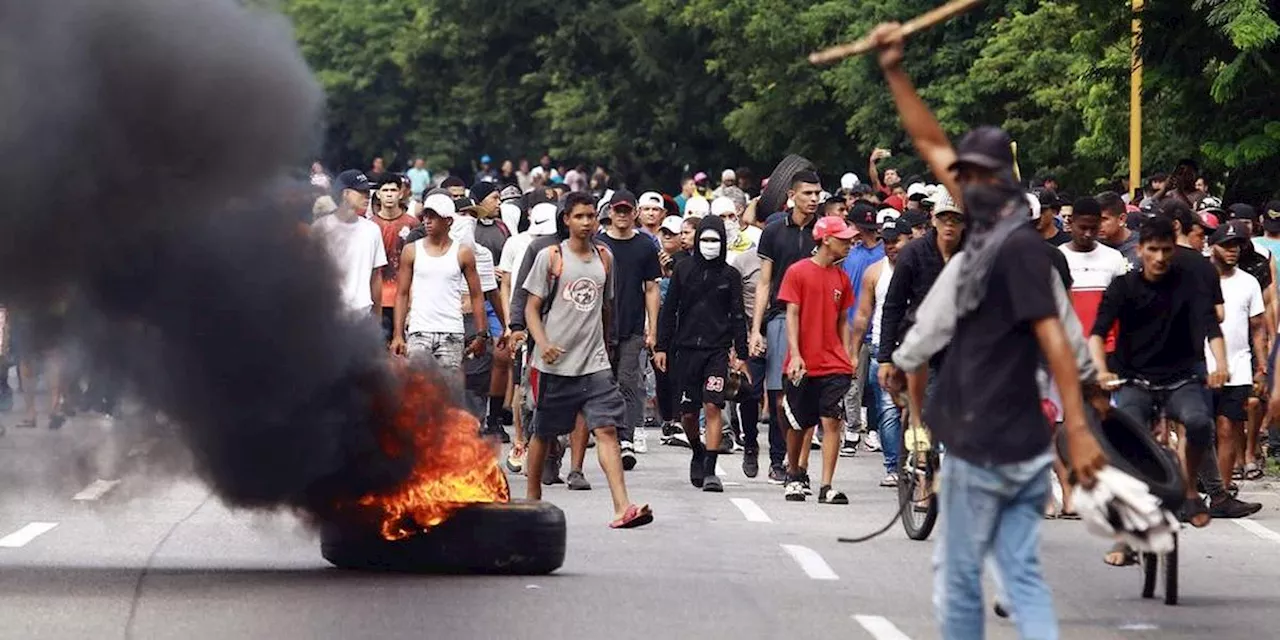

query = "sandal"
[818,485,848,505]
[1243,463,1264,481]
[1232,467,1244,481]
[1058,511,1081,520]
[609,504,654,529]
[1103,542,1137,567]
[1182,499,1212,528]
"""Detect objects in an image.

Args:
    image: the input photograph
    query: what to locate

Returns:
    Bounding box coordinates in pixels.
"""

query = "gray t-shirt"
[523,242,615,377]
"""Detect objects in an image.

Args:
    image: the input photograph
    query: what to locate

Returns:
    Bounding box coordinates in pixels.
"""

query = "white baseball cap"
[907,182,930,201]
[721,168,736,181]
[638,191,665,209]
[660,216,683,235]
[711,197,736,217]
[685,196,710,218]
[877,208,901,225]
[1026,193,1041,220]
[528,202,558,235]
[840,172,859,191]
[422,193,456,219]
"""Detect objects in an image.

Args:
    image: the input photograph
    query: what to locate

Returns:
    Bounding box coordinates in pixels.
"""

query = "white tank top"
[871,257,893,348]
[407,240,464,334]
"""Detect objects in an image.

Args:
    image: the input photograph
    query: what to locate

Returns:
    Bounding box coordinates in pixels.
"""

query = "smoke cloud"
[0,0,419,517]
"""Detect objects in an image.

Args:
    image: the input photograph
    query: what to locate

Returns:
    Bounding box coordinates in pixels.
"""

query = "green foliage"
[281,0,1280,201]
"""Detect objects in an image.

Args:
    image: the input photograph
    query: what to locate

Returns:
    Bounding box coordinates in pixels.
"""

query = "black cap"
[470,181,498,203]
[901,210,931,228]
[609,190,637,209]
[948,126,1015,172]
[334,170,372,193]
[1036,189,1062,210]
[848,202,878,229]
[881,217,906,241]
[453,196,478,213]
[1263,201,1280,233]
[1210,221,1249,246]
[1228,203,1257,221]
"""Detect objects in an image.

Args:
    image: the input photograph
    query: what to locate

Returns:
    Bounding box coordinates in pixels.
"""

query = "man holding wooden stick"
[867,20,1107,640]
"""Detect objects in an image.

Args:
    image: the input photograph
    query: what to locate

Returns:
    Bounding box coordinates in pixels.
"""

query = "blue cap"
[334,170,372,193]
[480,154,492,164]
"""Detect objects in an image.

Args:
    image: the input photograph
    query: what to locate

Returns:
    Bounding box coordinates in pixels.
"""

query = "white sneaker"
[879,473,898,488]
[864,431,882,452]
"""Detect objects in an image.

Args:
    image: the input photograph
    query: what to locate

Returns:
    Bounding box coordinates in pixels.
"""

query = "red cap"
[884,194,906,212]
[813,216,858,241]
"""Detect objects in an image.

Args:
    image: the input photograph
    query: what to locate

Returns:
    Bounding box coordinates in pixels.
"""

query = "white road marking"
[724,481,743,487]
[73,479,121,502]
[730,498,772,523]
[0,522,58,548]
[1118,623,1159,631]
[1232,519,1280,543]
[780,543,838,580]
[853,615,913,640]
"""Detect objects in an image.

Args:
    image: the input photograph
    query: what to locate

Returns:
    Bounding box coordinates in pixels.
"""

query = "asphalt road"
[2,416,1280,640]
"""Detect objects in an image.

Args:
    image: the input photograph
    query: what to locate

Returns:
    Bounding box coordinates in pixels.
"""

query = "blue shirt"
[843,240,885,333]
[406,167,432,196]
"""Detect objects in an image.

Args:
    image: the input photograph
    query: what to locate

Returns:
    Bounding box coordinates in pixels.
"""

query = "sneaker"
[810,430,822,450]
[566,470,592,491]
[1209,496,1263,519]
[767,464,787,485]
[864,431,882,452]
[541,458,564,485]
[716,436,734,455]
[844,428,862,448]
[800,472,813,496]
[784,479,806,502]
[818,485,848,505]
[742,450,759,478]
[839,441,858,457]
[620,441,637,471]
[505,448,526,474]
[690,449,707,488]
[879,473,898,488]
[702,474,724,493]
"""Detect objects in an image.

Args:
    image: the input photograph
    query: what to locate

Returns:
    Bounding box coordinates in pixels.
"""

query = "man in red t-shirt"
[777,216,857,504]
[371,174,418,343]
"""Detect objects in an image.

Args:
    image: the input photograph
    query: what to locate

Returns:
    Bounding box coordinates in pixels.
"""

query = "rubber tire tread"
[899,422,939,541]
[321,501,566,575]
[757,154,815,220]
[1055,405,1185,508]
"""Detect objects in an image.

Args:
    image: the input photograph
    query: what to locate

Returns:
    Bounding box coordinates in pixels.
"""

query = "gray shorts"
[407,332,464,371]
[765,315,788,392]
[529,370,626,438]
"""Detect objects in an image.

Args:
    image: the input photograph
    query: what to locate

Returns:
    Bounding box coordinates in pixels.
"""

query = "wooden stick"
[808,0,985,64]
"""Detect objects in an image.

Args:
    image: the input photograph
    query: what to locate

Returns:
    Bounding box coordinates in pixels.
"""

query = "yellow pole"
[1129,0,1144,196]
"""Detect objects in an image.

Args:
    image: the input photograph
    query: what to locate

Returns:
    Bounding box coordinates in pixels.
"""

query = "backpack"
[539,241,613,318]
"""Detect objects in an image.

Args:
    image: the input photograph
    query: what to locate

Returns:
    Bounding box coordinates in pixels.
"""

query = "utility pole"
[1129,0,1144,198]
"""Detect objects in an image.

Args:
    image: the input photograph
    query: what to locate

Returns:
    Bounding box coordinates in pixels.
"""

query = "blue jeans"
[866,362,901,473]
[936,453,1057,640]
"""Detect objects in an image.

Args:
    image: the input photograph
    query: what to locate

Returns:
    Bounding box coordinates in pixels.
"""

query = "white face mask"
[698,231,723,260]
[723,219,741,246]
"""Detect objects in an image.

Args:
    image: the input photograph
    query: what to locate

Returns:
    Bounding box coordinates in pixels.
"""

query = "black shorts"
[1213,385,1249,421]
[674,348,729,414]
[511,344,527,387]
[782,374,851,430]
[529,370,626,438]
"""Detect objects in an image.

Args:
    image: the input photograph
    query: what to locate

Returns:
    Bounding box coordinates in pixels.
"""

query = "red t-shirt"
[372,212,418,308]
[777,258,855,376]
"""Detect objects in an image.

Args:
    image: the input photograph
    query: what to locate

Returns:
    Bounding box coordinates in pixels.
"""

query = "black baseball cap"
[881,217,906,242]
[901,210,931,228]
[470,181,498,203]
[609,190,637,210]
[453,196,479,213]
[948,126,1015,173]
[334,170,372,193]
[1228,203,1257,221]
[1263,201,1280,233]
[1210,220,1249,246]
[848,202,878,229]
[1036,189,1063,210]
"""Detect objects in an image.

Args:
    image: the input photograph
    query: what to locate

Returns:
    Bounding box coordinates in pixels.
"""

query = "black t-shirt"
[926,227,1058,465]
[1091,265,1222,384]
[1173,245,1224,345]
[597,232,660,339]
[1047,230,1071,247]
[756,214,818,322]
[1240,244,1273,290]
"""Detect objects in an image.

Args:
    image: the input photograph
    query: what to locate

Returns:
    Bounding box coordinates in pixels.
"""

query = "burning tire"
[320,501,567,575]
[757,154,815,218]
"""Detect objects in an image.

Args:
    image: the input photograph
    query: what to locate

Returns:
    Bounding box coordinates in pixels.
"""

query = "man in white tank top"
[848,219,911,488]
[390,193,487,378]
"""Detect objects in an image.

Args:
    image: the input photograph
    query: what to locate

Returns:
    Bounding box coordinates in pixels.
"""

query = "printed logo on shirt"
[705,376,724,392]
[833,288,843,304]
[562,276,600,312]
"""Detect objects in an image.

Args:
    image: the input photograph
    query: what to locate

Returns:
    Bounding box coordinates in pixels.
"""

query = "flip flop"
[1244,463,1264,481]
[1103,542,1137,567]
[1058,511,1081,520]
[609,504,653,529]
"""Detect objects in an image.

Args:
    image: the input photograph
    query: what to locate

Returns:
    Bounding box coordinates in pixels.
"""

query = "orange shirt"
[372,212,418,308]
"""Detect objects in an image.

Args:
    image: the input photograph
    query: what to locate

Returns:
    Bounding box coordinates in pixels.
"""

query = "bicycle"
[1103,376,1196,606]
[897,392,939,541]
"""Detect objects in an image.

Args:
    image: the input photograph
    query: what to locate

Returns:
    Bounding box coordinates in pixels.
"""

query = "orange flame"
[354,366,510,540]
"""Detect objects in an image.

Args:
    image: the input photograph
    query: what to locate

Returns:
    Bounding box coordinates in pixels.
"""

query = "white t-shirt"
[498,232,538,305]
[312,214,388,314]
[743,224,763,247]
[1206,269,1264,386]
[468,245,499,294]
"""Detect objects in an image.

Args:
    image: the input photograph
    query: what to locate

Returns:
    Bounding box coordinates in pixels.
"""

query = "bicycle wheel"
[1140,552,1158,598]
[1164,534,1178,605]
[899,422,939,541]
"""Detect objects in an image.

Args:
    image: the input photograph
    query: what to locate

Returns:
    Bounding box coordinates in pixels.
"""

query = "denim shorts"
[407,332,464,371]
[765,315,788,392]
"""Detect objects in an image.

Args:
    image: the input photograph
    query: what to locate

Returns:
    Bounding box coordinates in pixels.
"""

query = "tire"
[1056,405,1185,507]
[1141,552,1158,599]
[1164,535,1178,605]
[320,501,566,575]
[899,424,939,541]
[757,154,815,219]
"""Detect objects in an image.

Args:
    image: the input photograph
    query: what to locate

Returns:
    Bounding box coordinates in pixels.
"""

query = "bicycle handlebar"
[1105,376,1201,393]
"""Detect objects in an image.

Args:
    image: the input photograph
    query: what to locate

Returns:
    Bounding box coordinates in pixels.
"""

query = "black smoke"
[0,0,416,517]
